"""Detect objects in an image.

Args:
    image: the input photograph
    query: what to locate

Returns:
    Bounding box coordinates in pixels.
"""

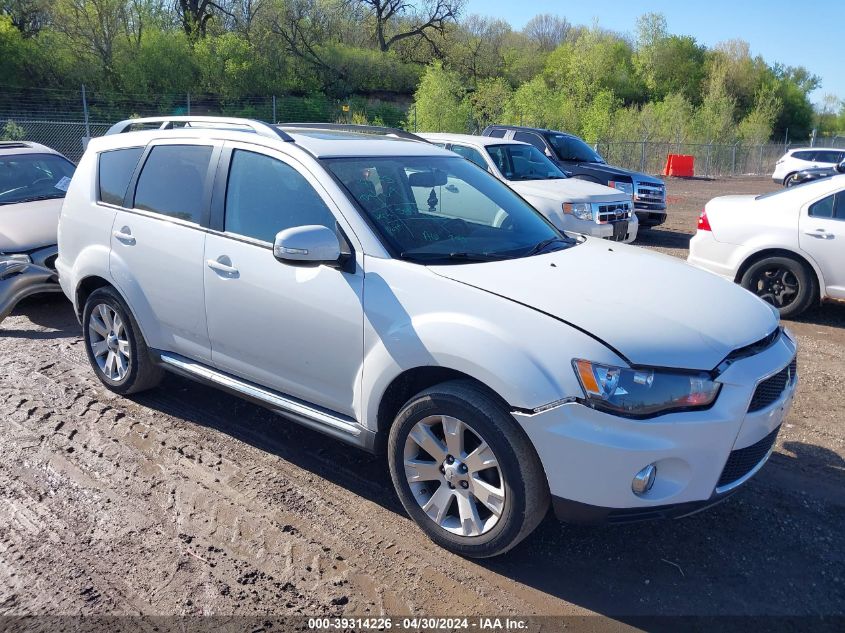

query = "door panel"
[109,142,216,360]
[799,191,845,298]
[203,146,364,416]
[110,212,210,359]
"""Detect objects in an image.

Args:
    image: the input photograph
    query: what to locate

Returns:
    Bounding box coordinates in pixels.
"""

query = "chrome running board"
[157,352,375,451]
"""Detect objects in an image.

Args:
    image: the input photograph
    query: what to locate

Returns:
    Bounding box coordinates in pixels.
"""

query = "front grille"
[717,425,780,488]
[748,357,797,413]
[595,202,632,223]
[635,184,665,204]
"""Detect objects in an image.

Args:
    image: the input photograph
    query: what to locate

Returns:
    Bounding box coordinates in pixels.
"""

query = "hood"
[429,239,777,371]
[0,198,62,253]
[510,178,629,203]
[573,162,663,185]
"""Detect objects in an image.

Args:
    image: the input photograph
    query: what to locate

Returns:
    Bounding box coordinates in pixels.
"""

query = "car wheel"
[740,256,816,319]
[83,286,163,394]
[388,380,549,558]
[784,173,797,187]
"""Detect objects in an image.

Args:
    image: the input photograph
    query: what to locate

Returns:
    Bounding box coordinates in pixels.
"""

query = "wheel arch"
[782,171,797,186]
[75,275,114,321]
[374,366,513,455]
[735,247,824,300]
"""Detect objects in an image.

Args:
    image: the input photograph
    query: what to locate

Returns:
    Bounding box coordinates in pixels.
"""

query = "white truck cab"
[420,133,638,243]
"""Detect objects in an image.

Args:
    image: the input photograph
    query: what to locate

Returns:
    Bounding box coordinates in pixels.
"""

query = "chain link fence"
[2,86,843,175]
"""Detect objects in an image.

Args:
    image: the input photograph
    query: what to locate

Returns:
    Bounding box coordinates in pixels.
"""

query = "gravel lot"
[0,177,842,620]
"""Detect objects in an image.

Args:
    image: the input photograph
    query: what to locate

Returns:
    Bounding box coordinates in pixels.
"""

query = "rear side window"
[98,147,143,206]
[809,192,845,220]
[792,151,814,161]
[450,144,488,169]
[487,128,507,138]
[224,149,335,243]
[134,145,213,223]
[513,132,546,151]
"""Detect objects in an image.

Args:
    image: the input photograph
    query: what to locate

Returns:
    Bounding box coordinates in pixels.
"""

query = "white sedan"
[688,175,845,318]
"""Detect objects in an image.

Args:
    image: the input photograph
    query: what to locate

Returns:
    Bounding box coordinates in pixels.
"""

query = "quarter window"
[809,192,845,220]
[134,145,212,223]
[98,147,143,206]
[224,150,336,242]
[449,145,488,170]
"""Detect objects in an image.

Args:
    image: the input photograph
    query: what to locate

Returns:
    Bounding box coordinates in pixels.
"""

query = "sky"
[464,0,843,106]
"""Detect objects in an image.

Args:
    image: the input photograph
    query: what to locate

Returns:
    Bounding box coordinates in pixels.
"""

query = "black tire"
[740,255,817,319]
[387,380,549,558]
[783,173,797,187]
[82,286,163,395]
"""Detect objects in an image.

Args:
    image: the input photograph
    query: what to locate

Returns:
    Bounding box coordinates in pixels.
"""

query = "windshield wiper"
[524,237,571,257]
[400,251,511,263]
[0,194,64,205]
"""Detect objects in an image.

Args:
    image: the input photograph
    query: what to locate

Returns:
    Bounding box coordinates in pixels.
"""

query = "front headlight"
[562,202,593,221]
[608,180,633,195]
[573,359,721,417]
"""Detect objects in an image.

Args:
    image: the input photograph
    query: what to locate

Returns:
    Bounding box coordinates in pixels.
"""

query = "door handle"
[804,229,834,239]
[206,257,239,277]
[112,228,135,245]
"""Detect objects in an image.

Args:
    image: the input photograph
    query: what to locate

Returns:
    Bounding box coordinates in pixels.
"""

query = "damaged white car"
[0,141,75,323]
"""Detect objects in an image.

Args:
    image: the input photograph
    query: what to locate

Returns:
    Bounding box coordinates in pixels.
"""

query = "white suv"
[57,117,798,557]
[772,147,845,186]
[420,133,637,243]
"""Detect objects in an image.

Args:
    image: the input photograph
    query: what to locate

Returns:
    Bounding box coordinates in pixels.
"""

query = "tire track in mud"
[0,318,564,616]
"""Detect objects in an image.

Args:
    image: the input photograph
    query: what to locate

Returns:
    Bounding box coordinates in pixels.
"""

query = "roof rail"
[279,122,428,143]
[105,116,295,142]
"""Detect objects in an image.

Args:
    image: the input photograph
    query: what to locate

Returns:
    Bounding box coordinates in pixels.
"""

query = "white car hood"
[510,178,627,203]
[430,239,778,371]
[0,198,62,252]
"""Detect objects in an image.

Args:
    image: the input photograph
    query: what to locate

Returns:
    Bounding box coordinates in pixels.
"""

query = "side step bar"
[156,352,376,452]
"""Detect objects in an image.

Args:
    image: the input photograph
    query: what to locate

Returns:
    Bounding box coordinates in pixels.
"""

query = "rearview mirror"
[408,169,448,188]
[273,225,341,266]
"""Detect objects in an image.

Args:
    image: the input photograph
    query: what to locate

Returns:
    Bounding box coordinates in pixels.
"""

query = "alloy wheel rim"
[88,304,131,381]
[751,267,799,308]
[403,415,506,537]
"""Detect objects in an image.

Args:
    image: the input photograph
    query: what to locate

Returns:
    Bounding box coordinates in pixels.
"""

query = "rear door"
[110,140,219,361]
[798,188,845,299]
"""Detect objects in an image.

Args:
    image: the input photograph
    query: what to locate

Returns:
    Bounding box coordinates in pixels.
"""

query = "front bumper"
[512,330,797,520]
[634,209,667,227]
[0,246,62,324]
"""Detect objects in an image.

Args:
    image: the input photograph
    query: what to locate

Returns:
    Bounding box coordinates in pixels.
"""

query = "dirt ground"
[0,177,842,621]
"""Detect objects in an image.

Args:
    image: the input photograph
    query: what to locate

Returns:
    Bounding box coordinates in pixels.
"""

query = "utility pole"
[81,84,90,138]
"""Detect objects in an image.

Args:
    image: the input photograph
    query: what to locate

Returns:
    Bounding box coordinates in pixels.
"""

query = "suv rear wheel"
[388,380,549,558]
[82,287,163,394]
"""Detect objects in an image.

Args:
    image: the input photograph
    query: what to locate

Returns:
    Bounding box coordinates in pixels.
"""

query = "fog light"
[632,464,657,495]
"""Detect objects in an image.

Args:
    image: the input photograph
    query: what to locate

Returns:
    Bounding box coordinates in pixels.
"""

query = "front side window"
[225,149,335,242]
[326,156,571,263]
[546,134,604,163]
[809,192,845,220]
[449,145,488,170]
[134,145,213,223]
[0,153,76,205]
[98,147,143,206]
[486,144,565,181]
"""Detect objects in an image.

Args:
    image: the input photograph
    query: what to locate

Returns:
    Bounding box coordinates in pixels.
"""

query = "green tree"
[412,60,469,131]
[465,76,511,131]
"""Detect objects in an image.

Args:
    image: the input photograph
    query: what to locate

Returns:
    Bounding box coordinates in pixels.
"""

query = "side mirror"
[544,147,553,158]
[837,159,845,174]
[273,225,341,266]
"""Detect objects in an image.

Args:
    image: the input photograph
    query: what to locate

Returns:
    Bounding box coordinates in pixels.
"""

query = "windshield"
[325,156,573,263]
[486,144,566,181]
[0,153,76,205]
[546,134,604,163]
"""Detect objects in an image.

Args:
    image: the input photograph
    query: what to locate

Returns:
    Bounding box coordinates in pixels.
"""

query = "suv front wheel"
[388,380,549,558]
[82,286,163,395]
